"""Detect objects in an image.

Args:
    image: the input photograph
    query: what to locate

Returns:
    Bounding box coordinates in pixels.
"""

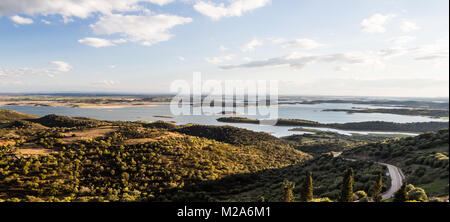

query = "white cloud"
[51,61,72,72]
[413,36,449,62]
[194,0,271,20]
[386,36,416,45]
[222,39,448,70]
[361,13,396,33]
[241,39,263,52]
[177,56,186,61]
[1,1,190,47]
[62,16,74,24]
[219,45,227,51]
[9,15,33,24]
[220,47,410,70]
[205,55,234,64]
[112,39,128,44]
[243,57,253,62]
[276,38,324,49]
[89,13,192,46]
[401,20,420,32]
[269,37,286,44]
[334,66,349,72]
[0,61,72,78]
[148,0,176,6]
[0,1,192,48]
[41,19,51,24]
[78,37,115,48]
[0,0,175,19]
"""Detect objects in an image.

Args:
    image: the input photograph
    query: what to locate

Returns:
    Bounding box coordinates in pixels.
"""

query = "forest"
[0,109,448,202]
[343,129,449,197]
[323,108,449,119]
[218,117,449,133]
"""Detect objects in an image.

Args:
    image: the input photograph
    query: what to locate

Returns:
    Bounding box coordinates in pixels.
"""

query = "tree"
[408,187,428,202]
[393,184,408,202]
[300,171,313,202]
[370,172,383,202]
[259,196,265,202]
[282,180,295,202]
[339,168,354,202]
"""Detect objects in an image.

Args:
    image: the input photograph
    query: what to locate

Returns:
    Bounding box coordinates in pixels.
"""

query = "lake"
[1,103,447,137]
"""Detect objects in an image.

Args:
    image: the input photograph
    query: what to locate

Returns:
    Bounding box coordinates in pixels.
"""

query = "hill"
[0,114,311,202]
[323,108,449,119]
[283,131,410,155]
[1,120,47,130]
[0,109,38,123]
[160,154,389,202]
[218,117,449,133]
[174,124,288,146]
[31,114,106,128]
[343,129,449,197]
[173,125,312,167]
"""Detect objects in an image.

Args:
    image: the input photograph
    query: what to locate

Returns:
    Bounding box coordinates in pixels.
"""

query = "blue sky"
[0,0,448,97]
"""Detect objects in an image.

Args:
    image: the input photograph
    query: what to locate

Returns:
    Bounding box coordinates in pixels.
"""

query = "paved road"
[378,162,405,201]
[334,153,405,201]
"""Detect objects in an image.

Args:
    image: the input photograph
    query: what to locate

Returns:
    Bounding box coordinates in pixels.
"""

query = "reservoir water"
[1,103,447,137]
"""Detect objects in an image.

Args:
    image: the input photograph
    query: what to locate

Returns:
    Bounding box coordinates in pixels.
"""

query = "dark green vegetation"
[327,121,448,133]
[0,109,38,123]
[166,154,389,202]
[394,184,408,202]
[174,125,287,146]
[172,125,308,165]
[30,114,105,128]
[0,109,447,202]
[218,117,449,133]
[370,172,383,202]
[323,108,449,119]
[0,110,310,202]
[282,180,295,202]
[299,172,313,202]
[343,129,449,197]
[217,117,318,126]
[392,183,430,202]
[339,168,354,202]
[283,131,410,155]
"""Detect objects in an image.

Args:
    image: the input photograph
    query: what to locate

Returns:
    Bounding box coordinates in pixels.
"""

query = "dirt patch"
[16,143,54,157]
[124,138,158,145]
[124,132,185,145]
[0,140,15,146]
[62,126,118,143]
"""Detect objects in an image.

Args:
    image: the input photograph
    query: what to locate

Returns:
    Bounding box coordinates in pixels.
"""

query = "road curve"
[378,162,405,201]
[335,153,405,201]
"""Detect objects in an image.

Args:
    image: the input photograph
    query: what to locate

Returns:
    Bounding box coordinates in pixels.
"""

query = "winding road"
[334,153,405,201]
[379,162,405,201]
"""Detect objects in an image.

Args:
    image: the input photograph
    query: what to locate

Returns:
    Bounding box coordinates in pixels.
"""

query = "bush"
[355,190,367,199]
[408,188,428,202]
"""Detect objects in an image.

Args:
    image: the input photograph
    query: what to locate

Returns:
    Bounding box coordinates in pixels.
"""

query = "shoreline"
[0,102,164,109]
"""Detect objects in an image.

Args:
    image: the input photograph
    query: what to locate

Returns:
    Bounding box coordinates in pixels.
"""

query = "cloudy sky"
[0,0,448,97]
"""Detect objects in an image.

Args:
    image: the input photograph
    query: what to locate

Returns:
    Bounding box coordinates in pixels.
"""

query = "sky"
[0,0,448,97]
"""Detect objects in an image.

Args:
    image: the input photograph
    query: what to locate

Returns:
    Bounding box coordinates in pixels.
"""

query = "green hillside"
[161,154,389,202]
[0,113,311,202]
[0,109,38,123]
[217,117,449,133]
[31,114,106,128]
[343,129,449,197]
